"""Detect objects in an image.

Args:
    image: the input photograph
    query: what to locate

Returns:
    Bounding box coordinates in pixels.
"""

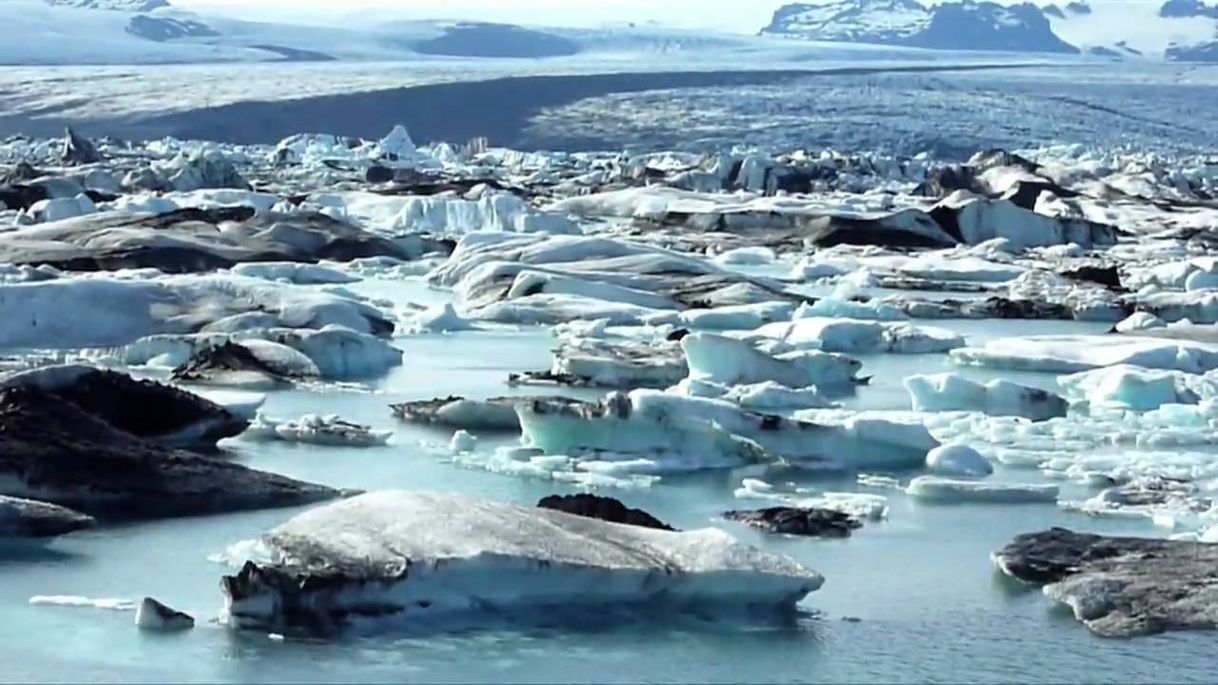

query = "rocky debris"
[0,208,413,273]
[0,365,248,449]
[993,528,1218,638]
[724,507,862,538]
[0,495,96,539]
[60,127,102,165]
[0,384,341,519]
[135,597,195,631]
[537,494,675,531]
[390,396,526,432]
[171,342,300,389]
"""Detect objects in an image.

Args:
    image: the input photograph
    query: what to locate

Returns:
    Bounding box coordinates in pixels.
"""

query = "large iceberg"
[220,491,823,632]
[750,318,965,355]
[517,391,938,471]
[905,373,1068,421]
[682,332,861,388]
[951,335,1218,374]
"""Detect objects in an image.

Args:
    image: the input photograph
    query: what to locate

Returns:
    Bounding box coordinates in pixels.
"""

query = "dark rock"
[171,342,299,388]
[1167,40,1218,63]
[994,527,1218,637]
[126,15,219,42]
[724,507,862,538]
[537,494,675,531]
[60,127,102,165]
[0,161,43,186]
[0,365,248,449]
[0,184,49,212]
[1159,0,1218,19]
[0,208,414,273]
[1061,265,1122,291]
[0,385,341,520]
[411,22,580,58]
[0,495,95,539]
[365,165,395,184]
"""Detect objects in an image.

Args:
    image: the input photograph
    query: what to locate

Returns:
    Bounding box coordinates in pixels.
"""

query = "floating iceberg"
[220,491,823,632]
[682,332,861,388]
[951,335,1218,374]
[925,444,993,477]
[905,373,1068,421]
[751,318,965,355]
[1057,365,1205,411]
[906,476,1059,504]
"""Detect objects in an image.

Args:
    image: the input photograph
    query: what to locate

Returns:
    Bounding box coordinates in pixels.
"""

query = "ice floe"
[220,491,823,632]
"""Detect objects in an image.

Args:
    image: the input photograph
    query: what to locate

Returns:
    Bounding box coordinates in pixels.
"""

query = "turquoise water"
[2,310,1212,683]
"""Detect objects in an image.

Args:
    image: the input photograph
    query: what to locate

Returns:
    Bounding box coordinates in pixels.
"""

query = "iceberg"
[751,318,965,354]
[518,392,938,471]
[244,414,392,448]
[220,491,823,632]
[1057,365,1204,411]
[925,444,993,477]
[906,476,1059,503]
[682,332,861,388]
[905,373,1068,421]
[951,335,1218,374]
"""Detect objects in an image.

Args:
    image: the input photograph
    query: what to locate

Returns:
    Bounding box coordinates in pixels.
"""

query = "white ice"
[905,372,1068,421]
[244,413,392,447]
[222,491,823,629]
[905,477,1059,504]
[951,335,1218,374]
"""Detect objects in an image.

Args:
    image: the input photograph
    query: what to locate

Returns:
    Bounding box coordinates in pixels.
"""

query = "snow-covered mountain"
[1046,0,1218,60]
[764,0,1218,61]
[44,0,170,9]
[762,0,1079,53]
[0,0,611,64]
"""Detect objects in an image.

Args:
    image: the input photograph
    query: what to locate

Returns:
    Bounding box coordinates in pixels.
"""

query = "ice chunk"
[1057,365,1201,411]
[230,263,359,285]
[713,247,776,266]
[135,598,194,632]
[220,491,823,631]
[905,373,1068,421]
[951,335,1218,374]
[1114,312,1166,334]
[925,444,993,477]
[906,477,1058,503]
[724,381,836,410]
[29,596,135,611]
[406,304,475,334]
[752,318,965,354]
[245,414,391,447]
[378,125,417,160]
[450,430,477,454]
[682,332,860,388]
[794,298,906,321]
